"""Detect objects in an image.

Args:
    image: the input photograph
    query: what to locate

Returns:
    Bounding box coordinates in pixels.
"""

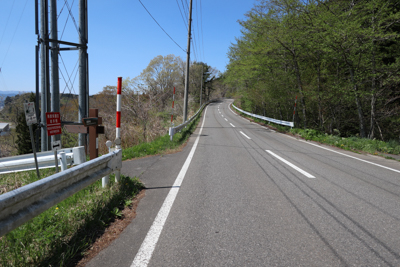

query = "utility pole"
[183,0,193,122]
[50,0,60,144]
[40,0,49,151]
[79,0,88,148]
[200,65,203,106]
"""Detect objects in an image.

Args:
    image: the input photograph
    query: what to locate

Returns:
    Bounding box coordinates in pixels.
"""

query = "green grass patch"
[0,174,143,266]
[122,108,203,161]
[289,128,400,156]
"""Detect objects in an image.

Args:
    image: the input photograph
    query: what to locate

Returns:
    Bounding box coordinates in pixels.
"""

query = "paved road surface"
[88,99,400,267]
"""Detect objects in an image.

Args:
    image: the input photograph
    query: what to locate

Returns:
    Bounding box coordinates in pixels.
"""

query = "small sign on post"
[46,112,62,172]
[46,112,62,136]
[23,102,40,179]
[24,102,37,126]
[52,140,61,151]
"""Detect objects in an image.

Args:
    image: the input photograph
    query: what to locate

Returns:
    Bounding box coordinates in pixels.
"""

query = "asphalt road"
[88,99,400,267]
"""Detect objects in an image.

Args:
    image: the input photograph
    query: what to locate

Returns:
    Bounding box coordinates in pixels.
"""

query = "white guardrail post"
[0,148,122,237]
[168,99,216,140]
[232,104,294,128]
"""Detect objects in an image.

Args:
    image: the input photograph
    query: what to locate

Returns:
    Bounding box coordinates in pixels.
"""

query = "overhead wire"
[200,0,205,61]
[176,0,188,31]
[0,72,9,91]
[0,1,16,49]
[138,0,186,53]
[0,0,29,69]
[194,0,201,61]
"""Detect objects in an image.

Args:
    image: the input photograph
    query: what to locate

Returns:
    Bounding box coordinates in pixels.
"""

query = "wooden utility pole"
[183,0,193,122]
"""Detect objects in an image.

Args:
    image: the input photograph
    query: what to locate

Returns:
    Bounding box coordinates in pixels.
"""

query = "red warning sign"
[46,112,62,136]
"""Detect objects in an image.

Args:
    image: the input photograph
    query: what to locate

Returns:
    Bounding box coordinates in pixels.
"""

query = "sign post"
[46,112,62,172]
[23,102,40,179]
[52,140,61,172]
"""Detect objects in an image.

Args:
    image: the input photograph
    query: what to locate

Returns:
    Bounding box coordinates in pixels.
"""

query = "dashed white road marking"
[240,131,251,139]
[230,123,235,128]
[266,150,315,178]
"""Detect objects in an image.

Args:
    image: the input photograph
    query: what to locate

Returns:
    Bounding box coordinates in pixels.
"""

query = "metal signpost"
[51,140,61,172]
[23,102,40,179]
[46,112,62,172]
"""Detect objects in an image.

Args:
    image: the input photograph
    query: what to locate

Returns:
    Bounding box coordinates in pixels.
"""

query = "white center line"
[131,106,209,267]
[266,150,315,178]
[230,123,235,127]
[224,118,228,121]
[240,131,251,139]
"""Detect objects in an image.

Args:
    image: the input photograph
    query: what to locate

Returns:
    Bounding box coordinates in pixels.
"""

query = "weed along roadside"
[0,104,206,266]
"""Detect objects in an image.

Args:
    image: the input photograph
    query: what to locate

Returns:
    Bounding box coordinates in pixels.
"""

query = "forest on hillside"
[225,0,400,141]
[0,55,227,157]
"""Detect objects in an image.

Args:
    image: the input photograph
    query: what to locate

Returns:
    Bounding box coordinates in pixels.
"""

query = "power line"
[0,1,16,49]
[0,0,29,68]
[195,0,201,61]
[181,0,189,21]
[200,0,205,61]
[138,0,186,53]
[176,0,188,30]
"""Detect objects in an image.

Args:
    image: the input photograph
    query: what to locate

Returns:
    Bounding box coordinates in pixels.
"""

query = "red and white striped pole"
[171,87,175,125]
[115,76,122,183]
[116,77,122,148]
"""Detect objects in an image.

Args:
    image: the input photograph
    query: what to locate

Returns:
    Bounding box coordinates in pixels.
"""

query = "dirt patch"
[75,189,146,267]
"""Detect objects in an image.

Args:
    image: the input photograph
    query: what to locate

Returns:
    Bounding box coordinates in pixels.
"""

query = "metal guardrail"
[0,147,86,175]
[168,99,216,141]
[0,149,122,237]
[232,104,294,128]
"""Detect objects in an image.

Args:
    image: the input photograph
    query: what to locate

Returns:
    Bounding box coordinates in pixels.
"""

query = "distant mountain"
[0,91,29,107]
[0,91,29,97]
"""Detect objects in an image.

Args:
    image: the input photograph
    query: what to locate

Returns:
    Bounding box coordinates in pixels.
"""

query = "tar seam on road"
[131,106,209,267]
[266,150,316,178]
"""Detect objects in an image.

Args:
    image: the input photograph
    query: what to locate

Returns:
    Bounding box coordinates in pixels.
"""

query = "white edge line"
[266,150,315,178]
[131,106,209,267]
[228,103,237,115]
[230,123,235,128]
[240,131,251,140]
[297,139,400,174]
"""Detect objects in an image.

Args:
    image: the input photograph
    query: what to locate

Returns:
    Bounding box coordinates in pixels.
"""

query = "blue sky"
[0,0,256,95]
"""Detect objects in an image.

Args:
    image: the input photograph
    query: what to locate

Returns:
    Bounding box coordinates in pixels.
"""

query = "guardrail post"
[169,127,174,141]
[102,141,112,188]
[73,146,86,165]
[59,152,67,171]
